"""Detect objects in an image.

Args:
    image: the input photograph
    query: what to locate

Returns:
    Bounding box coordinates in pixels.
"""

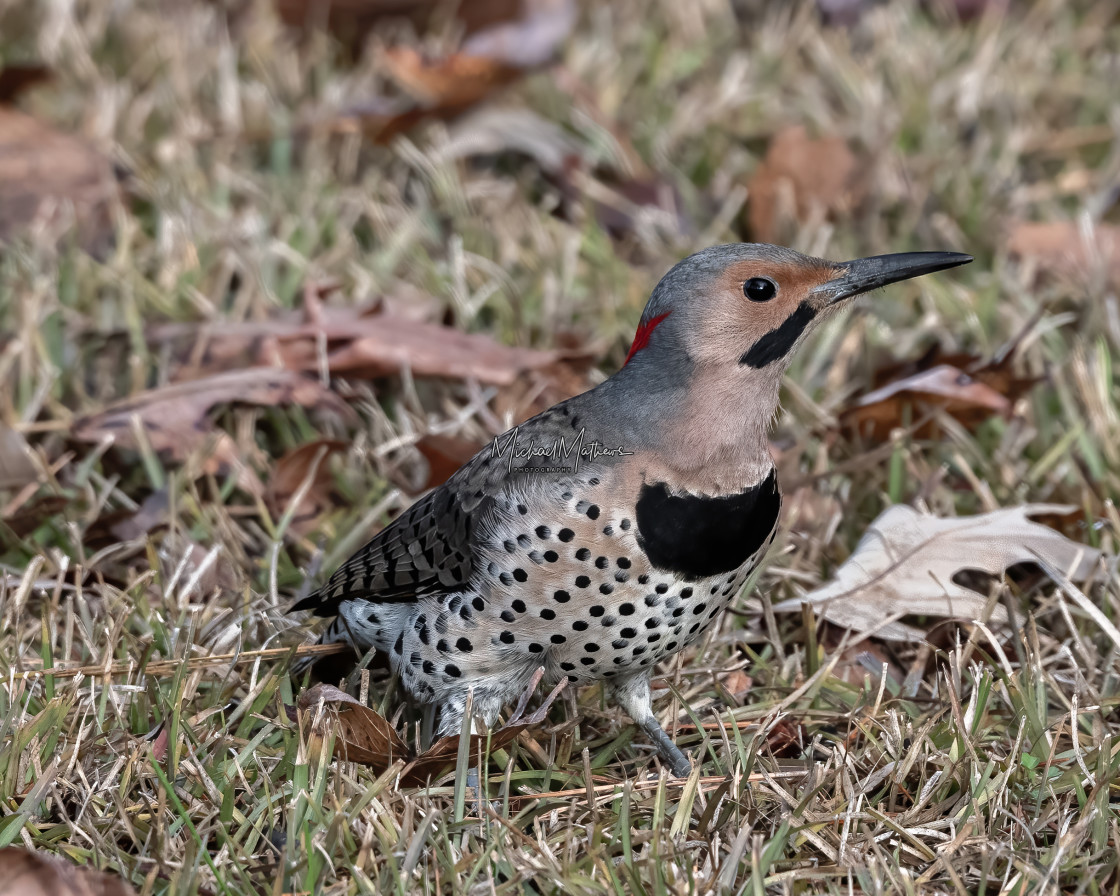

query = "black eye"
[743,278,777,302]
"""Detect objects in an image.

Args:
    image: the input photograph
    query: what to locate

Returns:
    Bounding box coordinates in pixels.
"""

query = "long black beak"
[815,251,973,304]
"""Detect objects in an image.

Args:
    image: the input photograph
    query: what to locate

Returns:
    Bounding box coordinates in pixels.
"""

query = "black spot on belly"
[635,469,780,579]
[740,302,817,368]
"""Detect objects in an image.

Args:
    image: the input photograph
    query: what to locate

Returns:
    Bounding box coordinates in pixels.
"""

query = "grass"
[2,0,1120,892]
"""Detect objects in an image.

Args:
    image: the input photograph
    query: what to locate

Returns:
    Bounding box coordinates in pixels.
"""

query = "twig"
[9,641,349,681]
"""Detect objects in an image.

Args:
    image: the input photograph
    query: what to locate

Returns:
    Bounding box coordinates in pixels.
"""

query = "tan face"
[616,244,971,490]
[681,258,844,368]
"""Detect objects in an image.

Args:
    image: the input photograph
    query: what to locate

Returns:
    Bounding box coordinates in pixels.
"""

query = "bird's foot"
[465,766,501,817]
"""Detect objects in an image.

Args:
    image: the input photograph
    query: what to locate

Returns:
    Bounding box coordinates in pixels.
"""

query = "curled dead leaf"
[720,667,753,700]
[148,301,585,389]
[764,717,805,758]
[333,0,576,140]
[771,504,1105,641]
[72,368,350,495]
[1006,219,1120,286]
[0,107,119,255]
[295,671,565,785]
[298,683,411,766]
[268,440,348,535]
[841,329,1041,442]
[841,364,1011,441]
[0,846,136,896]
[412,433,485,491]
[746,125,863,245]
[382,46,522,110]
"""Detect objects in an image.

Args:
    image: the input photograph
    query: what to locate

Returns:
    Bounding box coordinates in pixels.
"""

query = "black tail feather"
[289,590,342,616]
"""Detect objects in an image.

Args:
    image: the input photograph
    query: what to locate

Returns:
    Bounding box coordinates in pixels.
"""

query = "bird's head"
[624,243,971,379]
[612,243,972,484]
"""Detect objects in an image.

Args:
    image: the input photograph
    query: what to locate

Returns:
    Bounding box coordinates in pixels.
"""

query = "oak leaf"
[772,504,1104,641]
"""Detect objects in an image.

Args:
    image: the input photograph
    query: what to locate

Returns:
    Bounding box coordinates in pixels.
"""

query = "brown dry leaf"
[304,314,571,384]
[148,300,588,390]
[842,327,1041,441]
[763,717,805,758]
[841,364,1011,441]
[1006,219,1120,285]
[721,668,753,699]
[0,846,136,896]
[150,724,169,762]
[72,369,349,495]
[298,683,411,766]
[268,440,348,534]
[871,334,1040,401]
[771,504,1105,641]
[296,673,565,785]
[0,423,37,490]
[746,125,863,245]
[399,674,565,785]
[414,433,485,490]
[1,494,69,539]
[0,64,52,103]
[381,46,522,110]
[335,0,576,140]
[0,107,118,255]
[273,0,522,48]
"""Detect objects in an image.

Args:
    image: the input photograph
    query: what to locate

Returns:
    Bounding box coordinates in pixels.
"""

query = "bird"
[291,243,971,777]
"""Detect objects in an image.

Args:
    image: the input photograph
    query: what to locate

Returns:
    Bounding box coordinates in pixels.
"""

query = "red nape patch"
[624,312,671,366]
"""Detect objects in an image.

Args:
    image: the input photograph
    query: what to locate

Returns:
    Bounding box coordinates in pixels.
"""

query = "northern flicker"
[291,243,971,777]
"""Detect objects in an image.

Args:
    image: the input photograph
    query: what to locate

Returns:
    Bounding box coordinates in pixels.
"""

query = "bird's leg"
[608,672,693,778]
[441,693,505,815]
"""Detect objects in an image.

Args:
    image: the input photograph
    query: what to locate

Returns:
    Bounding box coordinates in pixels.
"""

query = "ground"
[1,0,1119,893]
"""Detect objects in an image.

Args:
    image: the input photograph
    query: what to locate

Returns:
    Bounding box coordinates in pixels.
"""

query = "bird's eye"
[743,278,777,302]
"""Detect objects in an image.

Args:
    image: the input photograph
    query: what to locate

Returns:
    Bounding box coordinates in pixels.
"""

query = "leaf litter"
[0,846,136,896]
[324,0,577,141]
[0,103,120,256]
[840,327,1041,441]
[772,503,1107,641]
[294,668,566,786]
[72,368,350,496]
[267,439,349,536]
[1006,219,1120,285]
[146,289,587,388]
[745,125,864,245]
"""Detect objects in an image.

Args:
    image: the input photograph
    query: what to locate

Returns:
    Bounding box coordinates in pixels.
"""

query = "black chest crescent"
[634,469,781,580]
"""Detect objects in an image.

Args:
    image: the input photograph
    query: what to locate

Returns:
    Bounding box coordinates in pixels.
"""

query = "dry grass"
[2,0,1120,893]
